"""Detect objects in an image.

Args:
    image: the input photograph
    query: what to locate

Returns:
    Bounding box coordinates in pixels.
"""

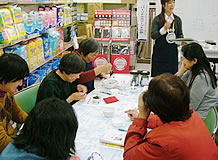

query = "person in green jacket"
[36,53,87,105]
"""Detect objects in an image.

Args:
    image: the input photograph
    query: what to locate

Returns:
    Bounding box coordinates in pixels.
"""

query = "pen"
[102,143,124,149]
[118,128,128,132]
[99,91,111,95]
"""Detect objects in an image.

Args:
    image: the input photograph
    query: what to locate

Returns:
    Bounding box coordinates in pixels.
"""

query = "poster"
[137,0,149,41]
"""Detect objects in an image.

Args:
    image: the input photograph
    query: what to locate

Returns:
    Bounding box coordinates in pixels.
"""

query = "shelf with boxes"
[93,9,131,73]
[0,1,77,88]
[0,1,74,6]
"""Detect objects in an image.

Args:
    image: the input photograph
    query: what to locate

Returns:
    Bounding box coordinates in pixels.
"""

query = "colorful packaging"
[39,11,49,30]
[47,30,61,54]
[23,12,36,35]
[9,6,23,24]
[4,44,28,60]
[42,35,51,59]
[15,23,26,38]
[33,37,44,64]
[35,12,44,33]
[0,26,18,43]
[57,6,64,27]
[0,8,13,27]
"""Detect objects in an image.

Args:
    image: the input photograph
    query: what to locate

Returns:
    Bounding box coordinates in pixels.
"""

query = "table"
[73,74,147,160]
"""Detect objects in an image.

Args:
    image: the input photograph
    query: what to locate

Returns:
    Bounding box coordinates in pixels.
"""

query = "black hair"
[59,53,85,74]
[182,42,217,89]
[144,73,192,123]
[159,0,177,28]
[0,53,29,84]
[78,38,99,57]
[13,98,78,160]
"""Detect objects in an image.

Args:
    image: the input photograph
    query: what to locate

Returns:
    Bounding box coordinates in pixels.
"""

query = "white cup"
[103,106,115,118]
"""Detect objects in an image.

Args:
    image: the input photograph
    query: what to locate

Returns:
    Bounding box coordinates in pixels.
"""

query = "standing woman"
[151,0,183,77]
[176,43,217,120]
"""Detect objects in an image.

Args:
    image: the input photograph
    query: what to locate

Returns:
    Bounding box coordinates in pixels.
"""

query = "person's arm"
[176,16,184,38]
[11,95,28,124]
[0,121,13,152]
[189,74,209,111]
[78,63,112,84]
[77,69,96,84]
[151,16,163,40]
[124,118,166,160]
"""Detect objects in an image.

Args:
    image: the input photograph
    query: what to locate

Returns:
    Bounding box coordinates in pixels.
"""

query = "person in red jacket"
[124,73,218,160]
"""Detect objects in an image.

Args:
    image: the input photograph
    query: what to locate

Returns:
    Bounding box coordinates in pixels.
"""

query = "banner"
[137,0,149,41]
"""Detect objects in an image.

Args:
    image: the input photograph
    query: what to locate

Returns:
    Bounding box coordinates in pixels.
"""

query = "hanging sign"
[137,0,149,41]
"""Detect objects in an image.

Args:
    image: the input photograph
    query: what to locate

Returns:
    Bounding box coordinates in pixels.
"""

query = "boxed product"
[112,42,130,55]
[111,54,130,73]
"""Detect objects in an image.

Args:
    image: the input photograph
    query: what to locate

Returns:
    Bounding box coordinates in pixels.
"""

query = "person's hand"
[77,84,87,93]
[94,63,112,76]
[124,109,139,121]
[176,61,188,77]
[67,92,87,103]
[138,91,150,120]
[181,41,187,46]
[164,21,171,31]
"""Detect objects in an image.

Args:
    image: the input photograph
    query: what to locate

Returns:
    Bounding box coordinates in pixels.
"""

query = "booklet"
[100,129,127,146]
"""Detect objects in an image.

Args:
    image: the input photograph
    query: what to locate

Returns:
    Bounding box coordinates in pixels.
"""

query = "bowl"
[92,96,101,104]
[103,106,115,118]
[112,117,124,127]
[130,87,139,93]
[102,79,118,89]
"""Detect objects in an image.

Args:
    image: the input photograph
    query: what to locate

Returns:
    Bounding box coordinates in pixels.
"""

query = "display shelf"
[0,23,76,50]
[6,1,74,5]
[74,0,135,4]
[30,41,73,72]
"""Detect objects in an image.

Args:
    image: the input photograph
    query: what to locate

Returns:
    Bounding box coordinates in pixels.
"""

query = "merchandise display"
[93,10,131,73]
[0,1,76,89]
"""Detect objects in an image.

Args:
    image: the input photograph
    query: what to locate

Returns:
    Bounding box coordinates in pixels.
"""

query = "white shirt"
[160,13,175,35]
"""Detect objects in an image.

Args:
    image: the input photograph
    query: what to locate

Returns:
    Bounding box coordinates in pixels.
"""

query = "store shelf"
[30,41,73,73]
[5,1,74,5]
[0,23,76,50]
[74,0,136,4]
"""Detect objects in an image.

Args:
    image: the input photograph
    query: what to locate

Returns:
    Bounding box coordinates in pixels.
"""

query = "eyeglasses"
[87,152,104,160]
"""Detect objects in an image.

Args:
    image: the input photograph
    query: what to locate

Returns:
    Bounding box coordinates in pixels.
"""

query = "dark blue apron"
[151,21,178,77]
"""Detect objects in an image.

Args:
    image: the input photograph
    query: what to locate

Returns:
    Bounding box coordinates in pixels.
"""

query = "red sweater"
[124,111,218,160]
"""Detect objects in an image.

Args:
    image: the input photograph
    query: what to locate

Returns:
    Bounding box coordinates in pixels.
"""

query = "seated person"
[0,53,29,152]
[1,98,80,160]
[176,42,217,120]
[124,73,218,160]
[36,53,87,105]
[76,38,112,92]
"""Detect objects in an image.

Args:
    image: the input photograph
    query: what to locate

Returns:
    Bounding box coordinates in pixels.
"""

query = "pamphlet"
[100,129,127,146]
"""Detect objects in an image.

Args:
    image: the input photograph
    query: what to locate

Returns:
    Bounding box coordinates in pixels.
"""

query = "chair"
[204,107,218,139]
[15,84,40,113]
